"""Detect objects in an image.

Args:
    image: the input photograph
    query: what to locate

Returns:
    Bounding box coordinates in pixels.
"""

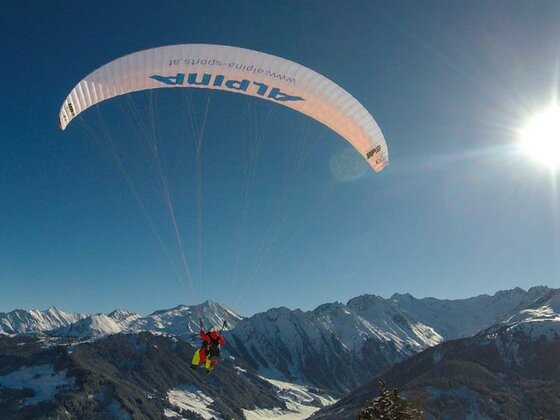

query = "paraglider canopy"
[59,44,388,171]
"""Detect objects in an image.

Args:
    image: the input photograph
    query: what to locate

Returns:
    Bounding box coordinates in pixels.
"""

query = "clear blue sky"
[1,0,559,316]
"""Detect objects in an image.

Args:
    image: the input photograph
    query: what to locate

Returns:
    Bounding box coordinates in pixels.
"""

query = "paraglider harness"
[208,334,221,358]
[199,318,227,359]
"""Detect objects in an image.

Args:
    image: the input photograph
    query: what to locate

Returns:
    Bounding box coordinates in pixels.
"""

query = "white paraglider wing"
[59,44,388,171]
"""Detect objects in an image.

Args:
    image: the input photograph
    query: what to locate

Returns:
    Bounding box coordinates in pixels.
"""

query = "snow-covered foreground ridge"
[0,333,338,420]
[163,373,336,420]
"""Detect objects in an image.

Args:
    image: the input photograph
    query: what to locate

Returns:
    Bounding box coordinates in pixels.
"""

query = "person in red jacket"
[191,326,226,372]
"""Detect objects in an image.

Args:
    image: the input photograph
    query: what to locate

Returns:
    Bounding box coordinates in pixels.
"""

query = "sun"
[519,106,560,170]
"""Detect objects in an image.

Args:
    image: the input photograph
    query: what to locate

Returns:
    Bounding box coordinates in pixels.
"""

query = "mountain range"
[312,288,560,419]
[0,307,86,335]
[0,300,243,339]
[1,286,558,419]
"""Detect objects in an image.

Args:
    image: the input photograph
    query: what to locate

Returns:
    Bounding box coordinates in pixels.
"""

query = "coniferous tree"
[357,381,423,420]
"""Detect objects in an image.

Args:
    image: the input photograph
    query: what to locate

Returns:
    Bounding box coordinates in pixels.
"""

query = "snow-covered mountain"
[128,300,243,337]
[5,288,555,391]
[0,307,86,335]
[51,300,243,339]
[225,288,553,394]
[483,288,560,344]
[52,313,127,339]
[2,286,559,419]
[107,309,141,328]
[346,294,442,351]
[389,286,551,339]
[313,290,560,419]
[226,300,442,393]
[7,288,551,342]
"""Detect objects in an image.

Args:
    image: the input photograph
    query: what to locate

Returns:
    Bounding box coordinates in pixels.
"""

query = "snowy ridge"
[5,287,552,342]
[0,307,86,335]
[52,314,124,338]
[389,286,551,339]
[487,289,560,342]
[107,309,141,328]
[128,300,243,338]
[313,290,560,419]
[49,300,243,339]
[506,289,560,323]
[346,294,442,351]
[227,300,442,393]
[226,287,555,394]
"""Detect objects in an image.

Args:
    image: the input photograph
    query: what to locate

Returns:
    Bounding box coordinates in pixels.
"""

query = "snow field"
[0,364,75,405]
[165,384,222,419]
